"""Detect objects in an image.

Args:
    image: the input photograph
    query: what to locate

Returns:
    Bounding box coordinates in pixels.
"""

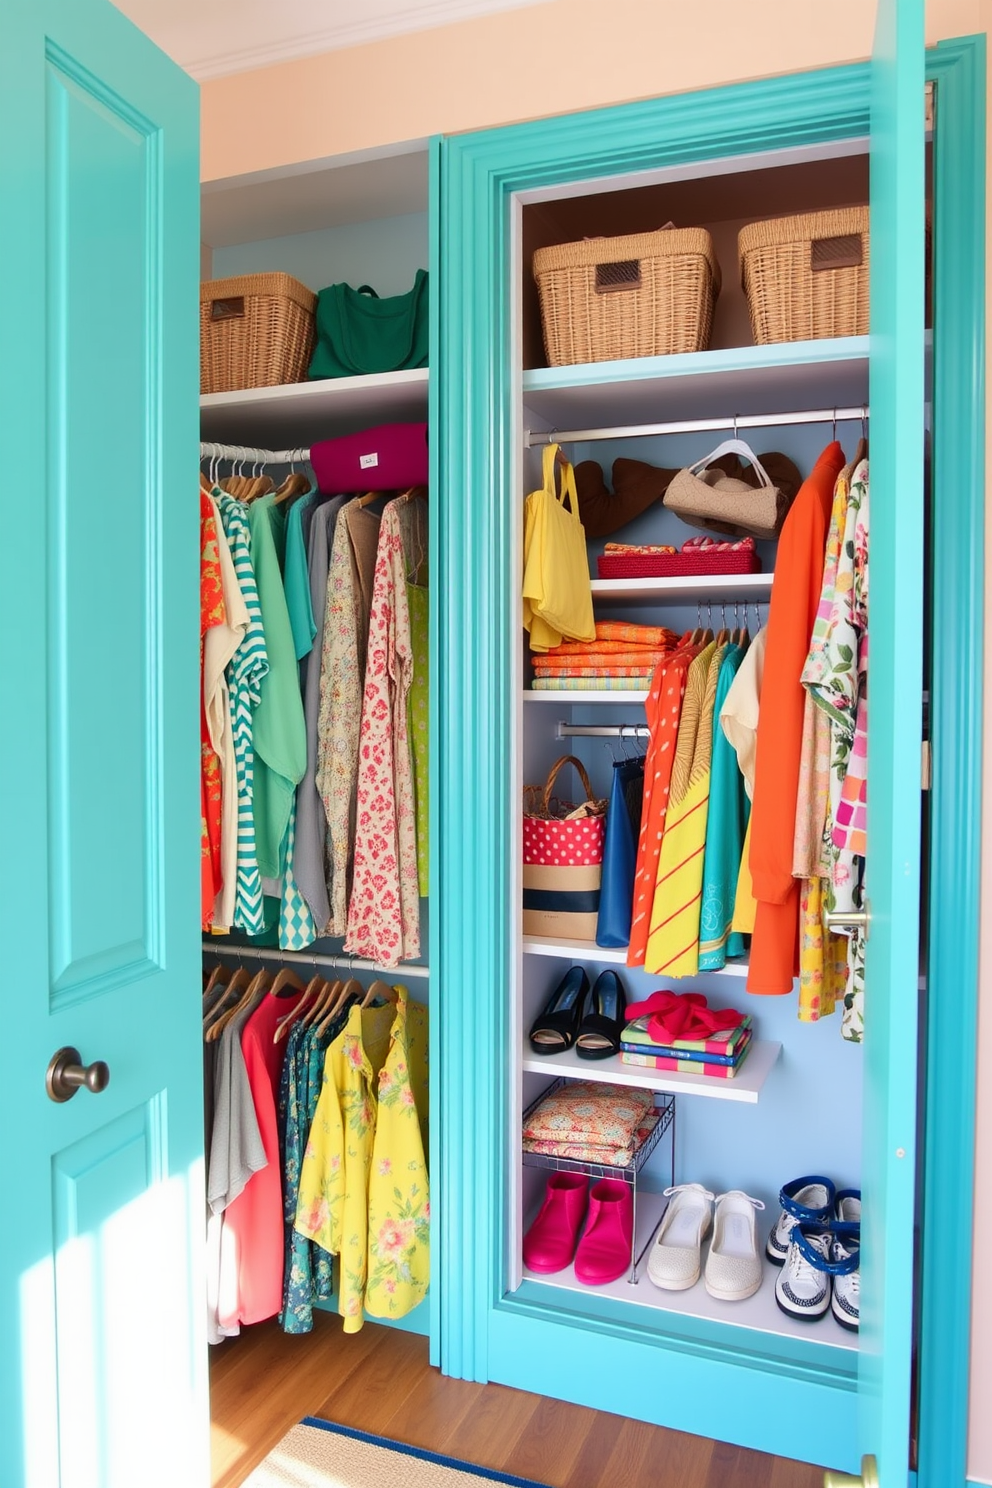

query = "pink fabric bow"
[624,989,744,1044]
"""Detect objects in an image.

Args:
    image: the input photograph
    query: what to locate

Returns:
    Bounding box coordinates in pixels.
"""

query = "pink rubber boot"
[523,1173,589,1274]
[574,1179,633,1285]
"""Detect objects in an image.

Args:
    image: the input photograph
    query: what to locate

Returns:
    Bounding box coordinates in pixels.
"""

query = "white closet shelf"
[521,336,868,432]
[524,690,649,704]
[521,1038,780,1104]
[522,935,749,976]
[519,1186,855,1352]
[590,572,773,605]
[199,367,429,447]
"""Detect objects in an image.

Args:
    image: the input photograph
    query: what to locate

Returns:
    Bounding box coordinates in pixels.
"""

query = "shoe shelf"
[521,1037,781,1104]
[522,1077,676,1186]
[519,1185,857,1354]
[521,935,749,978]
[522,1078,676,1284]
[590,573,773,606]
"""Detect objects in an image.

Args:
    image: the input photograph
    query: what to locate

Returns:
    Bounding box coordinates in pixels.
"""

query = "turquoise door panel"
[0,4,203,1486]
[864,2,926,1483]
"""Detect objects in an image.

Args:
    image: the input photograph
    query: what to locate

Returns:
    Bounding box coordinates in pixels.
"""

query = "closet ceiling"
[112,0,559,79]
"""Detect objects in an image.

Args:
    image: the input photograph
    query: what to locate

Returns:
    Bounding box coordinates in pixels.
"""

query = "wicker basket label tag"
[810,234,863,272]
[210,296,245,320]
[594,260,642,293]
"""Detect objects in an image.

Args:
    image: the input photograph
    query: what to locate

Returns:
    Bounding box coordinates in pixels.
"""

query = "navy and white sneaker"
[830,1219,861,1332]
[835,1188,862,1226]
[775,1226,833,1321]
[765,1176,836,1267]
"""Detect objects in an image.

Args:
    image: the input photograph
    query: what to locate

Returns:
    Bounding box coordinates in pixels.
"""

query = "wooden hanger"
[269,966,305,999]
[274,973,322,1042]
[242,474,275,503]
[203,962,230,1003]
[203,966,251,1032]
[205,968,271,1043]
[316,977,362,1037]
[360,978,399,1009]
[301,977,338,1029]
[275,471,311,504]
[356,490,382,508]
[199,470,214,495]
[397,484,428,504]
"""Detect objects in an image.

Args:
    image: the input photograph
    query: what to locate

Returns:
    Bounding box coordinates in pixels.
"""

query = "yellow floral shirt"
[294,986,429,1332]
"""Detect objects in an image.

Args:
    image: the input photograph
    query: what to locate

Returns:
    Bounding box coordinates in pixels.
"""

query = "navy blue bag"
[596,755,645,948]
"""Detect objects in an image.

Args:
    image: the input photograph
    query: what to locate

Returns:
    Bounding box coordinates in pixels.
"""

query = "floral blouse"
[294,986,429,1332]
[200,491,226,926]
[345,499,425,968]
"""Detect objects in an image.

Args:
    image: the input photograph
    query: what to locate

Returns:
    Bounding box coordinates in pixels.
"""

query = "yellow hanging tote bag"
[522,444,596,651]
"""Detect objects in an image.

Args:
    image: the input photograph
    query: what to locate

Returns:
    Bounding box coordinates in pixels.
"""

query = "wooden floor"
[210,1313,827,1488]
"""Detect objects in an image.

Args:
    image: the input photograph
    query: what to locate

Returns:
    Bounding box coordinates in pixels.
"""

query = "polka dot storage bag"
[522,755,607,941]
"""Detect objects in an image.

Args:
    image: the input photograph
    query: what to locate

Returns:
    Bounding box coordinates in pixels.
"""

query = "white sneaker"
[704,1190,766,1302]
[646,1184,714,1291]
[830,1225,861,1332]
[775,1226,832,1321]
[835,1188,862,1225]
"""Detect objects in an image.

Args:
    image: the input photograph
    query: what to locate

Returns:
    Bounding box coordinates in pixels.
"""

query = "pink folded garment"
[310,421,428,495]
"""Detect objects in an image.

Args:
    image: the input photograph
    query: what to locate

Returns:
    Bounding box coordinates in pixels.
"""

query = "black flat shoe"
[575,970,626,1059]
[529,967,590,1055]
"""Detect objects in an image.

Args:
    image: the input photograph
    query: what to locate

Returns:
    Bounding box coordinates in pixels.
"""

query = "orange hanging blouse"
[746,441,845,995]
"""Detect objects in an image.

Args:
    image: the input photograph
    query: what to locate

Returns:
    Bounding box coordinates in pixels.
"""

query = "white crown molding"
[182,0,556,81]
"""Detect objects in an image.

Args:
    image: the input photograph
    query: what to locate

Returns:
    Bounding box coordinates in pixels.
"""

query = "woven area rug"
[244,1418,552,1488]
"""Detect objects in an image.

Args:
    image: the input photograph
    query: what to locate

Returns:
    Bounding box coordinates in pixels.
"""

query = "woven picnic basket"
[200,273,317,393]
[738,206,870,344]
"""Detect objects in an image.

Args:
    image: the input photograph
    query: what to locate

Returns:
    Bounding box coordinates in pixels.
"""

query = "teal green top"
[247,495,307,877]
[282,492,317,660]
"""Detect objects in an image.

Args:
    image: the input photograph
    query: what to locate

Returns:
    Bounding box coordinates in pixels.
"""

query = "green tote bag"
[308,269,429,380]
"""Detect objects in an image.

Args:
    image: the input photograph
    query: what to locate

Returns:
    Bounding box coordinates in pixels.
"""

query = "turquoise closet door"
[0,5,203,1487]
[861,0,926,1484]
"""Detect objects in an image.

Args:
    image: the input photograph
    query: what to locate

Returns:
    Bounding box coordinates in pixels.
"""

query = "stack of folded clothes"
[530,620,678,691]
[620,991,753,1080]
[522,1080,658,1167]
[597,534,761,579]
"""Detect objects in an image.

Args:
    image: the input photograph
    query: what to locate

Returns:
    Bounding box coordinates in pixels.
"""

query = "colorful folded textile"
[531,676,653,691]
[620,1031,753,1079]
[540,637,676,657]
[522,1111,659,1168]
[593,621,679,647]
[603,542,677,555]
[623,1013,752,1059]
[533,662,669,678]
[681,534,756,554]
[523,1079,653,1145]
[534,650,672,671]
[624,989,746,1047]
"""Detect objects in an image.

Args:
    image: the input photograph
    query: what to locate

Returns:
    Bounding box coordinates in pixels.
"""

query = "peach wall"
[201,0,978,183]
[199,0,992,1477]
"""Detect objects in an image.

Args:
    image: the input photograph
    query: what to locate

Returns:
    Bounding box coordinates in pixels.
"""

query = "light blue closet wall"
[212,212,429,297]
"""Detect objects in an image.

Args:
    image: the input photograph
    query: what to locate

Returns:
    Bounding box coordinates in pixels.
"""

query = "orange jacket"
[747,441,845,994]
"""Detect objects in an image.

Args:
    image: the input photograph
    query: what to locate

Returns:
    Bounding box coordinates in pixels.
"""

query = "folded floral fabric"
[523,1079,653,1147]
[521,1110,659,1168]
[531,676,653,691]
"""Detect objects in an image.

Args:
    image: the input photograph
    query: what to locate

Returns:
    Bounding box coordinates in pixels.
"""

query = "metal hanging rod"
[525,404,869,448]
[556,722,649,740]
[201,940,430,980]
[200,440,310,466]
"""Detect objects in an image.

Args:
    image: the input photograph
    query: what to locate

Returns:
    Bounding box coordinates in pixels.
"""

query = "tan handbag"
[663,438,795,540]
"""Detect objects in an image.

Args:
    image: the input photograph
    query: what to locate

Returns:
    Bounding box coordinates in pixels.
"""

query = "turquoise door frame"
[0,3,204,1485]
[433,34,984,1482]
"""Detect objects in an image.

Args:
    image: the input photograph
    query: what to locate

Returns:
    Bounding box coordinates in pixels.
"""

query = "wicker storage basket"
[200,273,317,394]
[533,228,721,367]
[739,207,869,344]
[597,549,762,579]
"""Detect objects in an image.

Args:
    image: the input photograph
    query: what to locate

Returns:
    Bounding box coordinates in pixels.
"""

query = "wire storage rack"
[521,1076,676,1283]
